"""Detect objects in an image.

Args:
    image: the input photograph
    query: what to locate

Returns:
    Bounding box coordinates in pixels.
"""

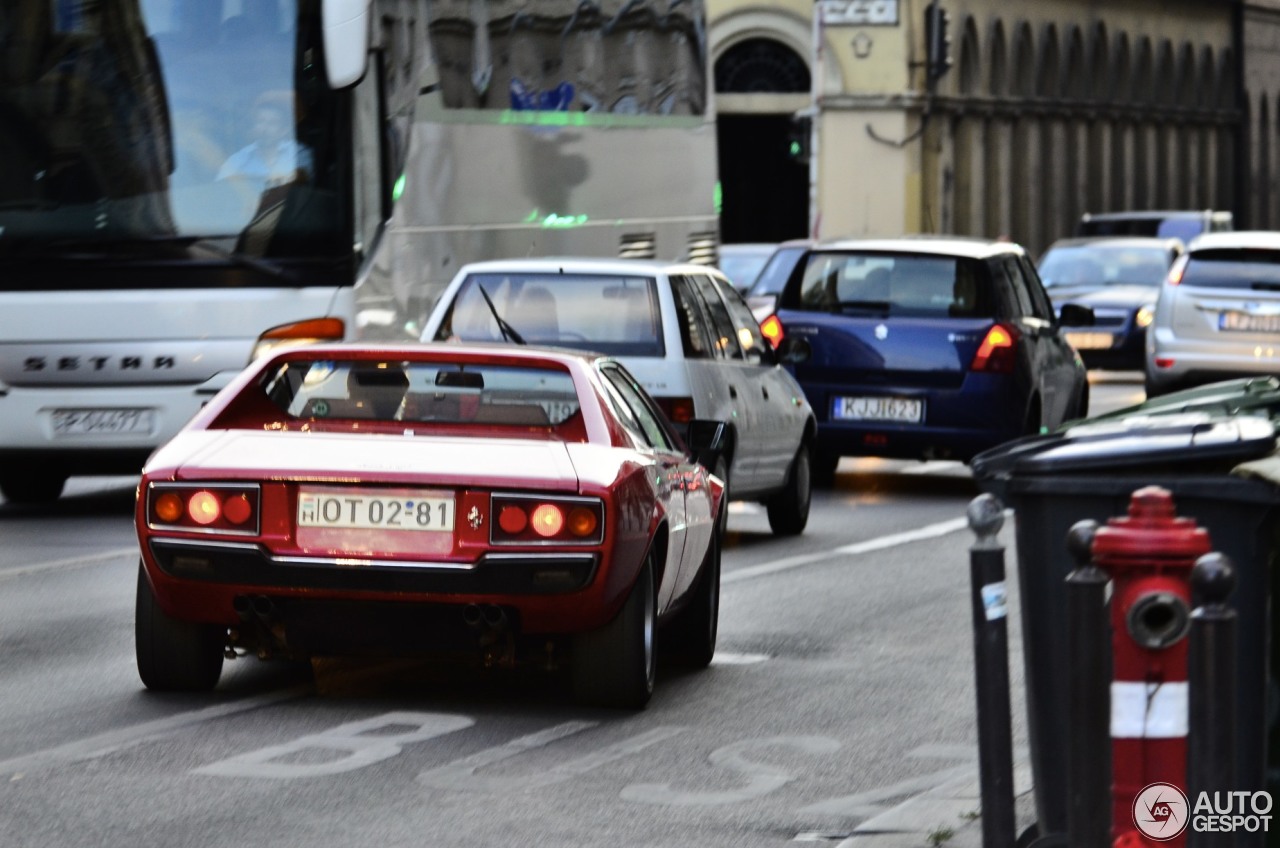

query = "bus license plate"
[298,488,455,532]
[53,408,155,436]
[832,396,923,423]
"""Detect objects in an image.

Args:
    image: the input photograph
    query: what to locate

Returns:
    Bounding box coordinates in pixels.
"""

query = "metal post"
[1187,552,1236,848]
[1064,519,1111,848]
[967,494,1017,847]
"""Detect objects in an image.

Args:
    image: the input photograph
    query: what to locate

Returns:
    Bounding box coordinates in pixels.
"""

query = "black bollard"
[1064,519,1111,848]
[967,494,1016,848]
[1187,552,1236,848]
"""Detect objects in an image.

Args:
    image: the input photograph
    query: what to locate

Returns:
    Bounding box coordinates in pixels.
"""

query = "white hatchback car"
[1145,231,1280,396]
[421,258,817,535]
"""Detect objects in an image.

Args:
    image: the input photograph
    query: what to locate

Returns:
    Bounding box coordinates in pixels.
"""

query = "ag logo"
[1133,782,1189,840]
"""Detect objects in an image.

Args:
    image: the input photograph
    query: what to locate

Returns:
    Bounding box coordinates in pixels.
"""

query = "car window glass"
[1182,248,1280,289]
[600,367,674,451]
[264,359,582,430]
[996,259,1034,317]
[717,281,772,365]
[749,246,807,296]
[1038,245,1173,288]
[790,252,993,318]
[690,274,744,360]
[670,275,715,359]
[435,273,665,356]
[1017,257,1055,320]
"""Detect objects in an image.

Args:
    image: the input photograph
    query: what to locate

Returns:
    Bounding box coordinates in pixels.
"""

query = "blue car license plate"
[832,396,923,423]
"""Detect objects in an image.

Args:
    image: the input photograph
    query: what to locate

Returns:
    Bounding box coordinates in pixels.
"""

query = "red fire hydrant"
[1091,486,1211,846]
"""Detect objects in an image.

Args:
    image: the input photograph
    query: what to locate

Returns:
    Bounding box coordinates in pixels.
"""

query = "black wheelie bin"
[971,406,1280,844]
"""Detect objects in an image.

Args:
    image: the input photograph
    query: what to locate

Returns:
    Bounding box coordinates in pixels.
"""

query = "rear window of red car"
[259,359,582,427]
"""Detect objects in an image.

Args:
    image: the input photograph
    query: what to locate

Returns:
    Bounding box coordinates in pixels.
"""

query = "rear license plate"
[1219,311,1280,333]
[832,396,923,423]
[1064,331,1116,350]
[296,486,456,558]
[298,487,455,531]
[52,408,154,436]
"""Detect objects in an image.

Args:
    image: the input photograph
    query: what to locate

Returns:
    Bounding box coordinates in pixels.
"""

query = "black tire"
[135,562,225,691]
[0,473,66,504]
[766,444,811,536]
[663,511,721,669]
[572,557,657,709]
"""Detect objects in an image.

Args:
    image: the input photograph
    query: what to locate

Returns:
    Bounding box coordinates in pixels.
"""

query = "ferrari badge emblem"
[467,505,483,529]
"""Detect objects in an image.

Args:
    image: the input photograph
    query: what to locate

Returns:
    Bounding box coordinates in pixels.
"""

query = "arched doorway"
[714,38,811,243]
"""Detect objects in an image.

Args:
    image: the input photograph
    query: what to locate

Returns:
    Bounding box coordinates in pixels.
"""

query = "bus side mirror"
[322,0,371,89]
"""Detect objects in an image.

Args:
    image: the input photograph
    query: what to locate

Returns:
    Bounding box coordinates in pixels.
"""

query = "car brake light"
[759,314,785,349]
[490,495,604,544]
[1167,257,1188,286]
[1155,357,1175,369]
[971,323,1019,373]
[655,396,696,424]
[250,317,346,361]
[147,483,261,535]
[530,504,565,537]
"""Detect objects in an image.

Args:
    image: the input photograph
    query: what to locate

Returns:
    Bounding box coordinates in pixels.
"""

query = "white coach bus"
[0,0,719,502]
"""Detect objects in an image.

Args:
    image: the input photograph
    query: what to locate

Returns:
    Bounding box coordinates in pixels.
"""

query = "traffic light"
[925,2,952,82]
[787,114,811,165]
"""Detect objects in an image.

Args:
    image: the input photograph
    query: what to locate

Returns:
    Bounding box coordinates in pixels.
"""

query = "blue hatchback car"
[766,237,1092,482]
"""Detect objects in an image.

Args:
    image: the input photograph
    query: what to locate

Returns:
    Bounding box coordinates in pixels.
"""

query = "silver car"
[1145,231,1280,396]
[420,258,817,536]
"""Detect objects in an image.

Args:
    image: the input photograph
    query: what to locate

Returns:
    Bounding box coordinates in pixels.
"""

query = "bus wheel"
[135,562,224,692]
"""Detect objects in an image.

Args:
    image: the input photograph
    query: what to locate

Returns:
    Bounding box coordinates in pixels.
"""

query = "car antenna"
[476,284,527,344]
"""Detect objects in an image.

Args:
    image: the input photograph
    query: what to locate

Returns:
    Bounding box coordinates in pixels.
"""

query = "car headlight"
[1135,305,1155,328]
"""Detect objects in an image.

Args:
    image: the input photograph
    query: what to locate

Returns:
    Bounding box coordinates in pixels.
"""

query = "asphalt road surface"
[0,376,1144,847]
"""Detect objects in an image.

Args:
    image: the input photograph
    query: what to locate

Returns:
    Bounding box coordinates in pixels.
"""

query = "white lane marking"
[416,722,684,793]
[195,712,474,778]
[728,502,764,515]
[622,736,841,806]
[722,516,970,585]
[0,547,137,581]
[709,652,770,666]
[898,461,965,475]
[0,684,313,777]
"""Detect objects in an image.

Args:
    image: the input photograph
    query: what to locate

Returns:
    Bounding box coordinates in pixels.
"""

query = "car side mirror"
[1058,303,1095,327]
[777,337,812,365]
[686,419,728,470]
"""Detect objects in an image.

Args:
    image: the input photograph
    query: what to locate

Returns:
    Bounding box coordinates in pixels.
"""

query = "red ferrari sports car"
[134,344,727,708]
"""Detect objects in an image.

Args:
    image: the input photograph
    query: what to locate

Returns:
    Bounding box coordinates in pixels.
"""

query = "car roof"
[1043,236,1184,251]
[453,256,728,278]
[1187,230,1280,251]
[803,234,1028,260]
[1080,209,1222,221]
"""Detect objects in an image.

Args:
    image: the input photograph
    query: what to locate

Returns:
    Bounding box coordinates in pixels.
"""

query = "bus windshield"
[1,0,351,282]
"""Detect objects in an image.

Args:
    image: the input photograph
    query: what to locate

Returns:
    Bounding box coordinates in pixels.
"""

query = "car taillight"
[654,396,696,425]
[759,314,784,349]
[250,317,346,361]
[1167,256,1188,286]
[490,495,604,544]
[147,483,261,535]
[970,323,1019,374]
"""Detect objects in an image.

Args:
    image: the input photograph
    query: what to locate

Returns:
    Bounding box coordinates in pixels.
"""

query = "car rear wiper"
[476,284,527,344]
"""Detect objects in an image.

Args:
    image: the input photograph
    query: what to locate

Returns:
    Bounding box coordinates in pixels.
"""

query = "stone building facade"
[709,0,1280,256]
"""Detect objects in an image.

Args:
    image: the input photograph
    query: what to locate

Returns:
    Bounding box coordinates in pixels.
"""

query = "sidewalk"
[810,758,1037,848]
